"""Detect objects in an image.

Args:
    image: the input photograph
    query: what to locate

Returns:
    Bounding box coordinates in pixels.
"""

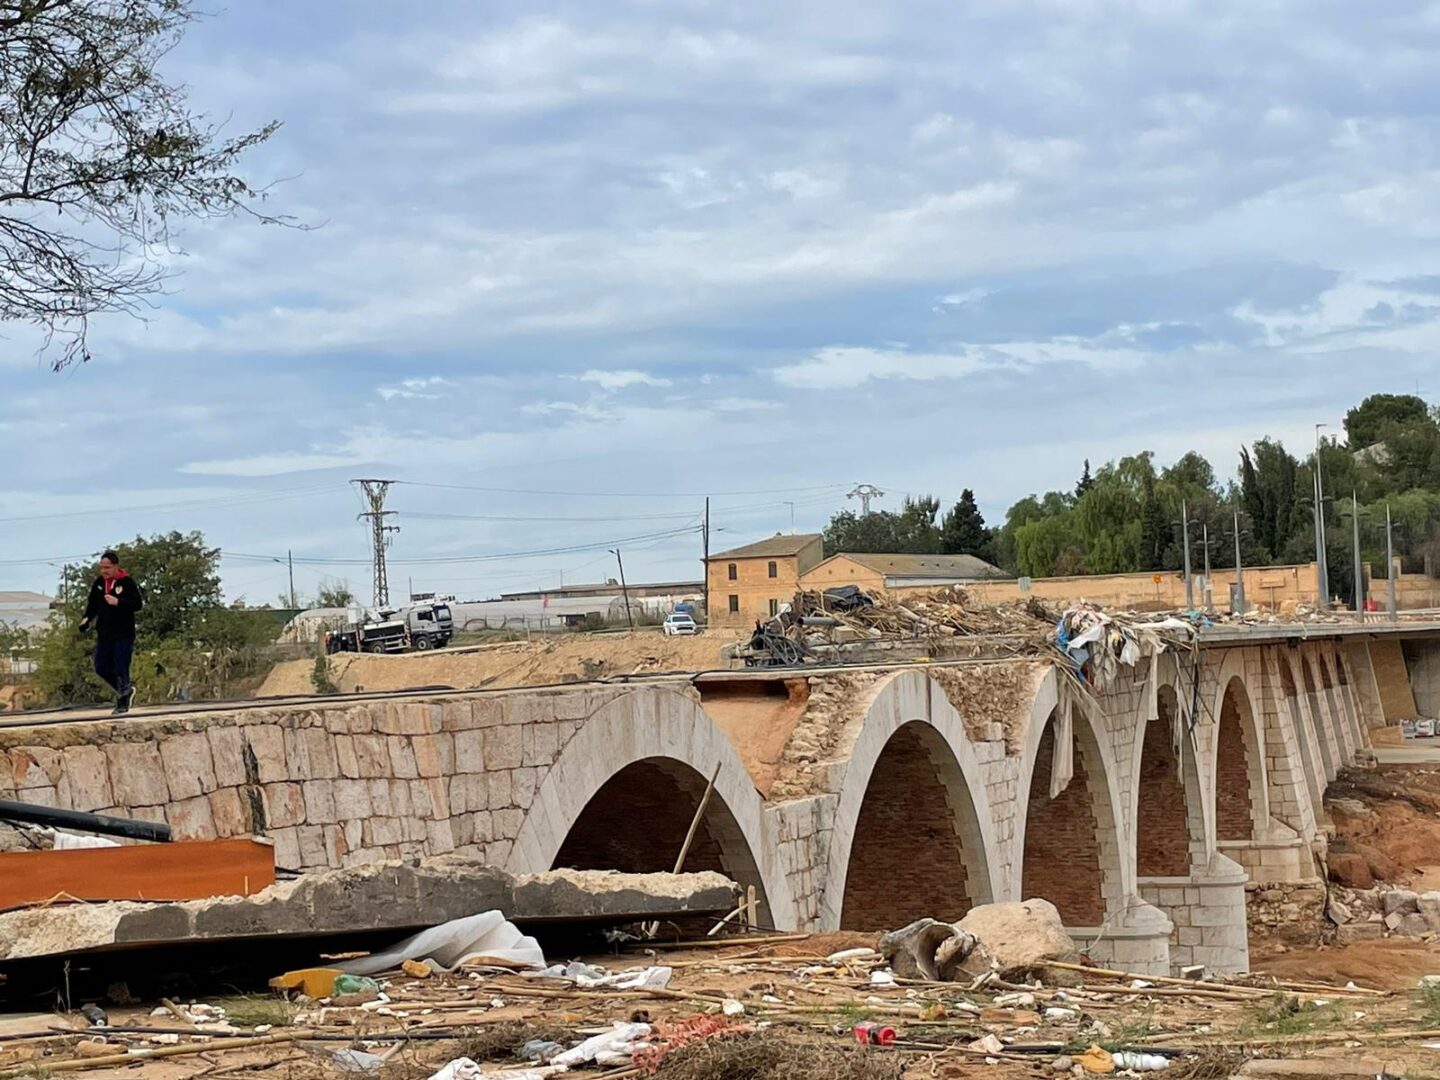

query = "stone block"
[365,817,403,846]
[353,734,390,778]
[493,807,523,841]
[450,774,487,814]
[412,735,444,778]
[1418,892,1440,932]
[1335,922,1383,945]
[1397,913,1431,938]
[282,728,311,780]
[166,795,215,840]
[270,826,301,869]
[303,780,337,824]
[324,824,348,866]
[297,825,327,868]
[10,747,61,788]
[209,788,250,837]
[105,742,169,806]
[334,735,360,779]
[245,727,287,784]
[332,777,371,817]
[511,766,537,809]
[402,815,429,843]
[387,737,419,779]
[426,819,456,854]
[388,779,414,816]
[263,783,306,828]
[208,726,247,786]
[489,769,513,810]
[61,745,112,811]
[484,726,523,770]
[472,811,494,844]
[300,728,340,779]
[454,730,484,772]
[160,732,217,800]
[363,778,391,817]
[532,723,560,764]
[1382,889,1419,915]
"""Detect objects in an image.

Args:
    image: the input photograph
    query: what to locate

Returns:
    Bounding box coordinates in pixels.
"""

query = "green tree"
[822,496,943,554]
[940,489,990,558]
[55,531,221,643]
[1,0,284,370]
[316,582,357,608]
[1344,393,1431,450]
[1075,459,1094,499]
[1013,514,1078,577]
[1139,469,1167,571]
[1239,439,1300,560]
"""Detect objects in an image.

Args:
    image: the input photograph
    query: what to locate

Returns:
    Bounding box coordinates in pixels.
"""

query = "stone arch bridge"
[3,625,1436,976]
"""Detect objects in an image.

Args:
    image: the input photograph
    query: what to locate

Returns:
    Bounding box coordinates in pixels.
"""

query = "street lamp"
[1224,510,1250,614]
[1314,424,1330,607]
[1172,500,1201,610]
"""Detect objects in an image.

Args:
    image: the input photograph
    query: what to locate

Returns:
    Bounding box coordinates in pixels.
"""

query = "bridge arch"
[1278,655,1325,814]
[506,687,796,929]
[819,669,1001,931]
[1132,682,1207,878]
[1210,668,1269,842]
[1016,675,1129,928]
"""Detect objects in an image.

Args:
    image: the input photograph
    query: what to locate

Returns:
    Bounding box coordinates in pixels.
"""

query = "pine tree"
[1139,470,1166,571]
[1075,459,1094,499]
[941,490,990,557]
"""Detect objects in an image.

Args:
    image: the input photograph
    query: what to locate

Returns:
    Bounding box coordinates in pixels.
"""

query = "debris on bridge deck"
[1,924,1432,1080]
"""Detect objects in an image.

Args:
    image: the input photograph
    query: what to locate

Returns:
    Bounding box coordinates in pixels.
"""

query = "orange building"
[706,533,824,626]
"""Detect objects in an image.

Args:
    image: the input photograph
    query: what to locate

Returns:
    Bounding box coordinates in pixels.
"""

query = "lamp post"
[1351,491,1365,620]
[1314,424,1330,607]
[1386,503,1397,621]
[1226,509,1247,614]
[1175,499,1197,610]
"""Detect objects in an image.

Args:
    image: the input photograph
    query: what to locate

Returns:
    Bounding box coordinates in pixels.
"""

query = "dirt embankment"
[1325,764,1440,888]
[257,631,742,697]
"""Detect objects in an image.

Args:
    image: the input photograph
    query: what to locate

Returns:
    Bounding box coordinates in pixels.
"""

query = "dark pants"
[94,638,134,697]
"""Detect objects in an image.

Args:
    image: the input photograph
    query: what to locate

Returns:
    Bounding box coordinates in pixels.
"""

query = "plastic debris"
[1111,1050,1169,1071]
[521,1039,564,1062]
[969,1034,1003,1055]
[869,969,897,987]
[550,1021,652,1069]
[826,947,879,964]
[1074,1044,1115,1073]
[721,999,745,1016]
[332,1048,387,1074]
[855,1021,897,1046]
[338,911,544,976]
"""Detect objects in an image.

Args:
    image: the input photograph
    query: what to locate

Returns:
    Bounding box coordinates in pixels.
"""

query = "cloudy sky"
[4,0,1440,602]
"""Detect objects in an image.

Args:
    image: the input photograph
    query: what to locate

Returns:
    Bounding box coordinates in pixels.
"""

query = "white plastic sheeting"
[337,911,545,976]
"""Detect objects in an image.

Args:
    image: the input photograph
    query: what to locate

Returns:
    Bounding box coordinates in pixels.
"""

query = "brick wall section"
[552,760,729,876]
[1135,714,1190,877]
[1214,684,1255,842]
[1370,638,1419,720]
[771,796,832,929]
[1021,720,1105,925]
[840,724,973,930]
[1405,640,1440,720]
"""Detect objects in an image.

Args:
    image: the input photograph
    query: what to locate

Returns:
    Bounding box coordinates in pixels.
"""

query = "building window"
[728,594,740,613]
[767,561,777,578]
[768,598,779,616]
[727,563,737,581]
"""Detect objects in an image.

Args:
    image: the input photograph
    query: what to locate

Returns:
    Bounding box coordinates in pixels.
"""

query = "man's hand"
[78,618,91,632]
[103,594,119,606]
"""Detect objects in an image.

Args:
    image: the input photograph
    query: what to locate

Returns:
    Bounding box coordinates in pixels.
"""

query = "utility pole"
[1181,498,1194,610]
[1314,424,1330,608]
[702,497,710,624]
[1230,509,1246,614]
[847,483,885,516]
[287,550,296,609]
[1351,490,1365,620]
[354,479,399,608]
[1386,503,1398,622]
[1201,522,1213,612]
[610,548,634,629]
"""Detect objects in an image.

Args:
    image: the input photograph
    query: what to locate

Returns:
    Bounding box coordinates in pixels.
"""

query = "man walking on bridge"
[79,550,144,715]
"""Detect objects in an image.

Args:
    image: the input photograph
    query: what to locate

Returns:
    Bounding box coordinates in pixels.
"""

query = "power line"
[395,480,846,499]
[0,484,341,524]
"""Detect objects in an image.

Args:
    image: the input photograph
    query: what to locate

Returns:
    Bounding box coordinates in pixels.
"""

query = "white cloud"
[773,346,991,389]
[180,452,366,477]
[578,369,672,390]
[377,376,455,401]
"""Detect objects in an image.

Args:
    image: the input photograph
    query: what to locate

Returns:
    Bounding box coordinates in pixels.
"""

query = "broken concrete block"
[1384,911,1404,931]
[877,918,966,981]
[1326,900,1352,925]
[1418,892,1440,933]
[1335,922,1383,945]
[1398,913,1431,938]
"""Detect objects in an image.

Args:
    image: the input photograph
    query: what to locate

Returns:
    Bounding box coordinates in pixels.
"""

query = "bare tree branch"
[0,0,286,368]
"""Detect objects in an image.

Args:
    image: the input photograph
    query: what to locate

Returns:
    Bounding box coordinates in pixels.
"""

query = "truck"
[323,598,454,654]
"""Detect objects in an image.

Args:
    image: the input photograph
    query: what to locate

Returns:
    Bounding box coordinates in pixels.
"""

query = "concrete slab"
[1238,1059,1408,1078]
[0,857,738,962]
[1373,744,1440,764]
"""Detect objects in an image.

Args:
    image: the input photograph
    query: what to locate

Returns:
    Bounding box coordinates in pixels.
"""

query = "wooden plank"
[0,838,275,911]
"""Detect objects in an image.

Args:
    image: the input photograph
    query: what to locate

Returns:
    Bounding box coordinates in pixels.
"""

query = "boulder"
[954,899,1079,979]
[1327,853,1374,890]
[1382,889,1419,916]
[1419,892,1440,933]
[1399,913,1432,938]
[1326,900,1352,925]
[1355,843,1403,883]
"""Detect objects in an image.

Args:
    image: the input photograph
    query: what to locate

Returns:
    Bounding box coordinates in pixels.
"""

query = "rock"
[1327,853,1374,889]
[1327,900,1352,925]
[954,898,1079,980]
[1261,889,1285,903]
[1382,890,1419,915]
[1418,892,1440,932]
[1335,922,1383,945]
[1050,1057,1073,1073]
[1384,911,1404,931]
[1355,843,1402,883]
[1398,914,1431,938]
[877,918,969,982]
[1278,903,1301,920]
